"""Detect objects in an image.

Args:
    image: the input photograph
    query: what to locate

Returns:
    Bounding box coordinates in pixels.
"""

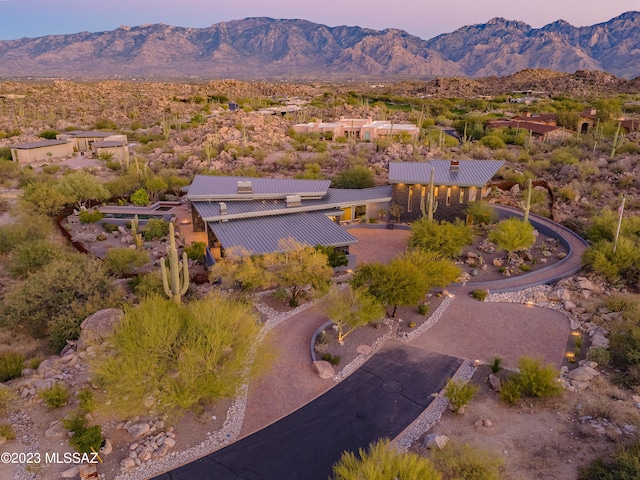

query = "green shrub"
[185,241,206,261]
[579,439,640,480]
[78,210,104,223]
[321,353,341,366]
[466,202,497,225]
[102,223,119,233]
[520,264,531,272]
[41,164,61,175]
[444,379,478,413]
[409,218,474,258]
[62,412,87,433]
[587,347,611,366]
[130,188,150,206]
[332,438,441,480]
[499,378,522,405]
[77,389,96,413]
[490,356,503,374]
[481,135,506,150]
[489,218,536,257]
[315,244,348,268]
[0,423,16,440]
[471,289,488,301]
[63,413,102,454]
[39,129,59,140]
[104,247,150,275]
[418,304,430,315]
[0,388,13,415]
[142,219,170,240]
[503,356,562,401]
[583,237,640,284]
[7,239,62,279]
[0,352,24,382]
[430,442,504,480]
[129,271,164,298]
[331,165,375,189]
[40,383,69,408]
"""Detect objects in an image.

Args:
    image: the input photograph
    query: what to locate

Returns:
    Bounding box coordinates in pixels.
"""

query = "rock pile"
[118,421,177,471]
[560,360,601,391]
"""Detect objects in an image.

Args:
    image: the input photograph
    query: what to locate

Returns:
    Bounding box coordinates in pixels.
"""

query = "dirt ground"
[415,365,640,480]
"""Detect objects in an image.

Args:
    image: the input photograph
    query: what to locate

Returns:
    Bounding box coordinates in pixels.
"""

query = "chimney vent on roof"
[450,160,460,172]
[285,195,302,208]
[237,180,252,194]
[219,202,227,215]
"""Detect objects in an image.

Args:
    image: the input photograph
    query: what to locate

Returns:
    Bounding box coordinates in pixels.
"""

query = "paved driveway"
[154,342,462,480]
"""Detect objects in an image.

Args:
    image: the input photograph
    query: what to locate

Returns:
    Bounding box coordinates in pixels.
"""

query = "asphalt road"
[154,342,462,480]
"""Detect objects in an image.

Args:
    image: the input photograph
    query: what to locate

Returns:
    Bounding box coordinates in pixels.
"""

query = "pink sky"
[0,0,637,40]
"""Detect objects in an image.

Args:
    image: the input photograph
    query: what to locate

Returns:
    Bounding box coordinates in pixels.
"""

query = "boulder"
[77,308,124,350]
[100,438,113,455]
[424,434,449,450]
[45,420,66,438]
[590,333,610,349]
[61,466,80,478]
[549,287,571,302]
[126,423,151,438]
[489,374,502,392]
[312,361,335,379]
[577,278,596,291]
[568,367,595,382]
[121,458,136,470]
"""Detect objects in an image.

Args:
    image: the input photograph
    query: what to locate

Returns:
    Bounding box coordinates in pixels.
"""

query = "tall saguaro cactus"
[610,122,625,159]
[131,215,143,249]
[518,179,532,223]
[421,168,438,221]
[161,222,189,304]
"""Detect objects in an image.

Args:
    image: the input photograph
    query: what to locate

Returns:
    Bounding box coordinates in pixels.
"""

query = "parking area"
[346,227,410,265]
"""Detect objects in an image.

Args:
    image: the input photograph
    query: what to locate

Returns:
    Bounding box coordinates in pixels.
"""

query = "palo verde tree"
[331,165,375,189]
[488,217,535,260]
[56,170,110,209]
[409,218,473,258]
[351,250,460,317]
[91,295,261,416]
[322,286,385,344]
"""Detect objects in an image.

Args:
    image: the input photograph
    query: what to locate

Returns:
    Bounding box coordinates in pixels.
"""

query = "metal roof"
[11,139,71,149]
[93,140,126,147]
[187,175,331,200]
[208,211,357,255]
[388,160,504,187]
[63,130,116,138]
[192,185,392,221]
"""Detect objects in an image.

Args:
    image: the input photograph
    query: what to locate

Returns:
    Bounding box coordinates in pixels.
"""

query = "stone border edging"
[309,295,455,382]
[115,294,322,480]
[392,360,477,451]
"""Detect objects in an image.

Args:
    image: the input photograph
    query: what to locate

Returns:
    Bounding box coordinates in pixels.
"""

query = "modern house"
[293,116,420,141]
[56,131,128,153]
[10,139,74,163]
[187,176,392,259]
[485,119,573,142]
[389,160,505,223]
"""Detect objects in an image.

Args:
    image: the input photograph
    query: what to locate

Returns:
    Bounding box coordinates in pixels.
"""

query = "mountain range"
[0,12,639,80]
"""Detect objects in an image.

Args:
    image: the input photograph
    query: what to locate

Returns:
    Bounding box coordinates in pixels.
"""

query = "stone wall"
[391,184,476,223]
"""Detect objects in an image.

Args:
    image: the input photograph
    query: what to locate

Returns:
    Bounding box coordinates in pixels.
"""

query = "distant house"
[621,118,640,133]
[92,140,129,161]
[10,139,74,164]
[186,175,392,260]
[56,131,128,153]
[486,119,572,142]
[388,160,504,223]
[293,116,419,141]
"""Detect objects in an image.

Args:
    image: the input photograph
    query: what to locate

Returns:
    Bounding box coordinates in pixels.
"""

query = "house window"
[446,187,451,206]
[459,188,465,203]
[469,187,477,202]
[355,205,366,219]
[408,186,413,212]
[434,187,439,197]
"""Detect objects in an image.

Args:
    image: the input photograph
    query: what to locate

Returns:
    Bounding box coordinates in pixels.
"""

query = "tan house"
[293,116,419,141]
[56,131,128,152]
[92,140,129,162]
[10,139,74,164]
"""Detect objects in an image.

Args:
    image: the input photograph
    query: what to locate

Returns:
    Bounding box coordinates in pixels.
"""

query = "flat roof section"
[389,160,505,187]
[11,139,71,149]
[208,211,357,255]
[188,175,331,200]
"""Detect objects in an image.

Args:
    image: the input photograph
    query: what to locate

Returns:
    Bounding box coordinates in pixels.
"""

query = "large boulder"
[77,308,124,350]
[312,361,335,379]
[424,434,449,450]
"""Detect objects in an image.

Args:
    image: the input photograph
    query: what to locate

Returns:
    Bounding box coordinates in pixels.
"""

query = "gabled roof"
[192,186,392,221]
[209,211,357,255]
[11,139,71,149]
[187,175,331,200]
[389,160,504,187]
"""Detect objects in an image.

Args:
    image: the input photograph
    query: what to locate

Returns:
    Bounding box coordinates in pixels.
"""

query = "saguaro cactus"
[421,168,438,221]
[161,222,189,304]
[518,179,532,223]
[610,122,625,159]
[131,215,144,249]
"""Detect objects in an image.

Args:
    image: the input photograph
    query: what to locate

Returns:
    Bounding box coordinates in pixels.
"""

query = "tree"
[56,171,110,209]
[332,438,441,480]
[466,201,497,225]
[21,181,71,216]
[104,247,150,276]
[331,165,374,189]
[323,286,384,344]
[351,250,459,317]
[38,129,59,140]
[144,176,168,203]
[488,217,535,259]
[0,213,54,255]
[7,239,63,279]
[315,244,348,268]
[130,188,150,207]
[91,295,261,416]
[409,218,473,258]
[389,202,405,223]
[209,247,271,292]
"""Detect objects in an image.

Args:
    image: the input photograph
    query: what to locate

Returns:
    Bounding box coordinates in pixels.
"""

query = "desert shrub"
[129,271,164,298]
[409,218,474,258]
[583,237,640,284]
[510,356,562,399]
[78,209,103,223]
[321,353,341,366]
[7,239,62,278]
[331,438,441,480]
[102,223,119,233]
[499,378,522,404]
[588,347,611,365]
[557,186,578,203]
[444,379,478,414]
[520,264,531,271]
[63,413,102,454]
[579,439,640,480]
[489,218,535,257]
[185,241,206,261]
[490,356,503,373]
[77,389,96,413]
[471,289,488,301]
[38,129,59,140]
[418,304,430,315]
[104,247,150,276]
[466,202,497,225]
[130,188,150,206]
[92,295,261,416]
[0,387,13,414]
[142,219,170,240]
[94,118,117,130]
[430,442,504,480]
[315,244,348,268]
[0,423,16,440]
[0,352,24,382]
[480,135,506,150]
[41,164,61,175]
[550,146,580,165]
[0,214,53,255]
[331,165,375,189]
[39,383,69,408]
